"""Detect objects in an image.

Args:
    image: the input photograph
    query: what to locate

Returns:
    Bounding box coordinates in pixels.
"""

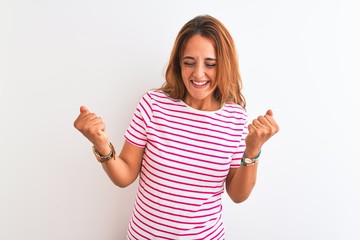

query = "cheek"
[210,70,217,87]
[211,69,217,78]
[180,70,185,83]
[181,69,190,81]
[208,70,216,84]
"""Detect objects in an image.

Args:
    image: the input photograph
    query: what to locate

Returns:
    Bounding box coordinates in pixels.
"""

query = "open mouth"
[191,80,210,88]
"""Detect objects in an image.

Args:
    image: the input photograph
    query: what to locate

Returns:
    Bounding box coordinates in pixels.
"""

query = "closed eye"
[205,63,216,68]
[183,62,195,67]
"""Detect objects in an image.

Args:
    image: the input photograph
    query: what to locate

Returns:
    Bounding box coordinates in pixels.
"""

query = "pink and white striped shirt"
[124,90,248,240]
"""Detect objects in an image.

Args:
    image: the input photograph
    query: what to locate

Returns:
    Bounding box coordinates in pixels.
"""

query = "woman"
[74,15,279,239]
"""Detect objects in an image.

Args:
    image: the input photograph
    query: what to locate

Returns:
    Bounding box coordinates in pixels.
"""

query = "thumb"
[265,109,273,116]
[80,105,89,113]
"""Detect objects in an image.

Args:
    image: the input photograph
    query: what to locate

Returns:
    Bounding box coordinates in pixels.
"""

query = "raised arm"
[226,109,280,203]
[74,106,143,188]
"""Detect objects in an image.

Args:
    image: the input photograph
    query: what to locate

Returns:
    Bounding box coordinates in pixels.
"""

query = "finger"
[74,106,92,128]
[90,117,104,126]
[80,105,89,113]
[247,124,256,133]
[258,115,271,126]
[265,109,273,117]
[77,106,92,120]
[83,112,98,120]
[252,119,263,128]
[264,111,279,129]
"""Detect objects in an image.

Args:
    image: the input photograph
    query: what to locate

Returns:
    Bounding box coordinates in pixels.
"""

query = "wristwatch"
[241,157,259,166]
[241,150,261,167]
[92,142,116,163]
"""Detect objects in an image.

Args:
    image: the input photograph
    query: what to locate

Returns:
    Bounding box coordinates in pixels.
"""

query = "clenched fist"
[245,109,280,157]
[73,106,110,155]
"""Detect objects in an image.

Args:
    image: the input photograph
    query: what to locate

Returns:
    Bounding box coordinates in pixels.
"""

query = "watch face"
[244,158,253,164]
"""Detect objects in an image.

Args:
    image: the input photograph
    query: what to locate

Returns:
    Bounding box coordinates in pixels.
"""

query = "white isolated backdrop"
[1,0,359,239]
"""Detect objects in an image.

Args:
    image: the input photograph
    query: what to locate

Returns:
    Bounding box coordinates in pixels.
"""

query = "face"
[181,34,218,110]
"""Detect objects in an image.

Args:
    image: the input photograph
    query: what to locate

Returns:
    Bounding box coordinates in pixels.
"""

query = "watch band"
[243,149,261,160]
[92,142,116,163]
[241,149,261,167]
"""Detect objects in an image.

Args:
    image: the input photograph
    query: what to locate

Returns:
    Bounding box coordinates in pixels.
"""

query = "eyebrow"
[183,56,217,61]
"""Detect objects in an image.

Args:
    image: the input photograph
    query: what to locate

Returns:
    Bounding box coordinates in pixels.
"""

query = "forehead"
[182,34,216,57]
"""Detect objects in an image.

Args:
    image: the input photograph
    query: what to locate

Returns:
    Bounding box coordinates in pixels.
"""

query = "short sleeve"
[124,92,153,148]
[229,116,249,168]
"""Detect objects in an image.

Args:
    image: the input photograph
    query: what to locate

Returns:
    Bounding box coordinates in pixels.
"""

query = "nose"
[193,64,205,80]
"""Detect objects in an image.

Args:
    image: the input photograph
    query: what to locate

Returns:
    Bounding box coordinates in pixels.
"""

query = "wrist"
[241,149,261,167]
[244,148,261,159]
[94,142,112,156]
[92,142,116,163]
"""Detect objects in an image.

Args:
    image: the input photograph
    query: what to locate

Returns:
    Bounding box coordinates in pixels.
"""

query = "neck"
[184,96,221,111]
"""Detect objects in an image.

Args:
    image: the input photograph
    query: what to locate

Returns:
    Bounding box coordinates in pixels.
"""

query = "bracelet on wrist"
[243,149,261,159]
[92,142,116,163]
[241,149,261,167]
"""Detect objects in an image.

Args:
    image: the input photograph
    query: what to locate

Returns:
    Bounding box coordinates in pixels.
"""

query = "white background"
[1,0,359,239]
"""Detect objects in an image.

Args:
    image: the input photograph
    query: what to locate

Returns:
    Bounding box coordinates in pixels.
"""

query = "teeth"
[192,81,208,86]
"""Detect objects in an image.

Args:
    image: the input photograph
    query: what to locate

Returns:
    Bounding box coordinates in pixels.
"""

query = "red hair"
[160,15,246,108]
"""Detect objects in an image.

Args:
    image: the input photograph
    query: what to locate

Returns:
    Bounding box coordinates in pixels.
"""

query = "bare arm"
[101,141,144,188]
[74,106,144,188]
[226,148,259,203]
[226,110,279,203]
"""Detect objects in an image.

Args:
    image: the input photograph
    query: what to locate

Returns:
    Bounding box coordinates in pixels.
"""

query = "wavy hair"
[160,15,246,109]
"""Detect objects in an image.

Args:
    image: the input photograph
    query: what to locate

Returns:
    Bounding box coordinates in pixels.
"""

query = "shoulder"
[144,89,182,105]
[223,102,247,116]
[217,102,248,125]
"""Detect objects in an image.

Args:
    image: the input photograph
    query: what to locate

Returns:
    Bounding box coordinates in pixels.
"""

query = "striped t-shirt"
[124,90,248,240]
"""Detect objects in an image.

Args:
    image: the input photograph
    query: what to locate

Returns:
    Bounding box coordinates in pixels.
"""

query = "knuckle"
[271,126,279,133]
[74,122,83,131]
[259,128,270,137]
[253,130,261,137]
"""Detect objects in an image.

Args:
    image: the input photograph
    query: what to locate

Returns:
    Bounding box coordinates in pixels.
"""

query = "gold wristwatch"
[92,142,116,163]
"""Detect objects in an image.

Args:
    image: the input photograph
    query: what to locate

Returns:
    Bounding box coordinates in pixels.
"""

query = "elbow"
[114,182,130,188]
[109,177,131,188]
[112,176,137,188]
[230,193,251,204]
[113,178,134,188]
